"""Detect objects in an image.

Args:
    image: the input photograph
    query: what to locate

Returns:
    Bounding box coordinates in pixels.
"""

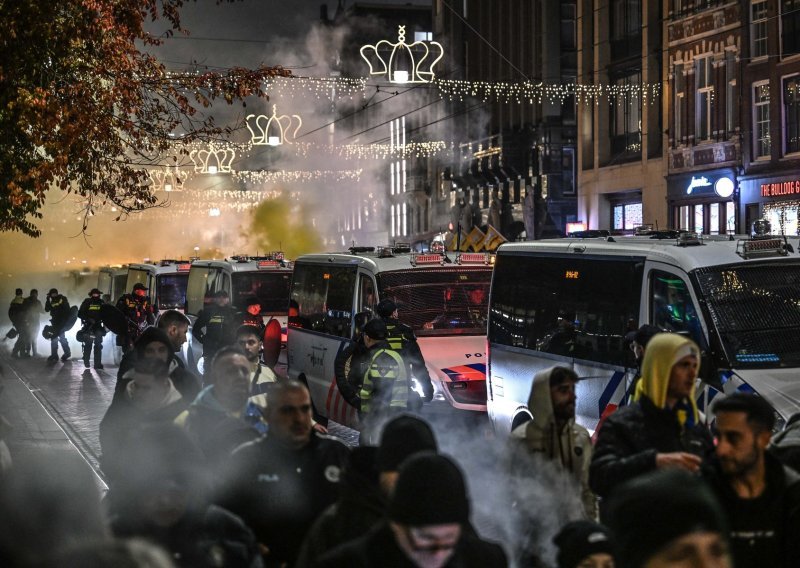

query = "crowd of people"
[2,285,800,567]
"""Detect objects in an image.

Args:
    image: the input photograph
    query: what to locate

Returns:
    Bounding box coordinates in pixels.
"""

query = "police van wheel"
[511,410,532,431]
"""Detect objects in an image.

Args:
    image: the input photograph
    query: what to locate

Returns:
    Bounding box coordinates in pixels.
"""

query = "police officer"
[78,288,106,370]
[375,299,433,404]
[45,288,72,362]
[355,319,415,444]
[237,296,264,335]
[116,283,155,353]
[193,290,237,366]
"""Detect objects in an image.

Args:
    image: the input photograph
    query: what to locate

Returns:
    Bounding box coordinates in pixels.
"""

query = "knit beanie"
[376,299,397,318]
[376,415,438,472]
[553,521,615,568]
[389,453,469,525]
[605,469,727,568]
[363,318,387,340]
[134,326,171,358]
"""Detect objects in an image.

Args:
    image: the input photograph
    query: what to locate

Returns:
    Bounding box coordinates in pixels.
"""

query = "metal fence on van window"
[378,268,492,334]
[694,265,800,367]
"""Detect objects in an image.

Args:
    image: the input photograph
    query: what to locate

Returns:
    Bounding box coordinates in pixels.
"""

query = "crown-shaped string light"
[246,105,303,146]
[360,25,444,84]
[189,142,236,174]
[148,165,189,192]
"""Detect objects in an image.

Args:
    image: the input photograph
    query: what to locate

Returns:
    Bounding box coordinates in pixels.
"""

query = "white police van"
[185,254,292,374]
[126,260,192,313]
[287,245,493,428]
[488,231,800,435]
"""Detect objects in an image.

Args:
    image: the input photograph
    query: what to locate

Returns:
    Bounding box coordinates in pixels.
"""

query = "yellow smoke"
[246,190,323,259]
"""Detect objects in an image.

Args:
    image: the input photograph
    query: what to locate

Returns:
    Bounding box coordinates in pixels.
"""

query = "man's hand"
[312,422,328,435]
[655,452,702,472]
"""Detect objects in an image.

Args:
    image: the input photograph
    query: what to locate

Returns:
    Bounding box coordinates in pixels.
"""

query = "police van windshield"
[695,262,800,368]
[377,268,492,336]
[232,272,292,314]
[157,273,188,310]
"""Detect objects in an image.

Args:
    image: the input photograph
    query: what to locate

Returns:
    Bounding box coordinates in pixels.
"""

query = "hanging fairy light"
[294,141,448,160]
[246,104,303,146]
[360,25,444,84]
[233,169,364,185]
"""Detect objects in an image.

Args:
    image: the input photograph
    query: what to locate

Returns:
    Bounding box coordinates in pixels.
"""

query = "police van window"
[290,264,357,338]
[651,271,704,346]
[232,272,291,314]
[358,275,377,315]
[488,255,643,366]
[127,269,149,291]
[186,268,226,316]
[157,274,188,310]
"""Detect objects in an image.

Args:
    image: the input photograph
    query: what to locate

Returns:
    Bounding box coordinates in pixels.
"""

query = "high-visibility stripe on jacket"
[359,348,409,414]
[384,322,406,351]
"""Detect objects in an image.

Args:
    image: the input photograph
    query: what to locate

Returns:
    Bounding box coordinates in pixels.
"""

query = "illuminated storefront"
[667,169,737,234]
[740,174,800,236]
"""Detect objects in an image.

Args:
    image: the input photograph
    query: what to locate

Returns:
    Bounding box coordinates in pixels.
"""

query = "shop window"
[695,204,705,234]
[726,202,736,233]
[710,203,720,234]
[784,76,800,154]
[783,0,800,58]
[765,204,800,235]
[696,56,714,141]
[753,81,771,159]
[612,202,643,230]
[678,205,691,230]
[751,1,769,60]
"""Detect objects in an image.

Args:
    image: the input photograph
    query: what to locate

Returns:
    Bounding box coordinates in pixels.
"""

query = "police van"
[487,231,800,436]
[185,254,293,374]
[126,260,193,313]
[287,245,493,428]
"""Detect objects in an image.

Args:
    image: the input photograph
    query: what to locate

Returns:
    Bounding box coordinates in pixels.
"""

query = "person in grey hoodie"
[508,366,596,519]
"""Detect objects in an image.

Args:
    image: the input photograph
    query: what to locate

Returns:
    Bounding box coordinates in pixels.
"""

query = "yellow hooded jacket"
[633,333,700,428]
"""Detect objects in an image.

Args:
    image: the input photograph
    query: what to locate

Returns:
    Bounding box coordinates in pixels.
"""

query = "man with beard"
[219,380,349,567]
[705,393,800,568]
[509,366,596,519]
[236,324,278,411]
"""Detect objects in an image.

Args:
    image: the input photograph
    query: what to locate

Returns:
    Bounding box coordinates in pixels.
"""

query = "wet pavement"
[0,335,359,483]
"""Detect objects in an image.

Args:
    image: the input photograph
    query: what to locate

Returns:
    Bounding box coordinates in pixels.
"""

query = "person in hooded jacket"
[108,424,263,568]
[114,326,201,404]
[99,357,191,486]
[509,366,596,519]
[8,288,27,358]
[175,346,267,468]
[44,287,72,362]
[589,333,715,503]
[769,412,800,473]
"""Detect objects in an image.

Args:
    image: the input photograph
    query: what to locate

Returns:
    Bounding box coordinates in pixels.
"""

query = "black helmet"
[89,288,101,296]
[48,288,58,296]
[132,283,148,292]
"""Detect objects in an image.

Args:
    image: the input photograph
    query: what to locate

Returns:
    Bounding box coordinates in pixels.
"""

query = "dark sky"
[152,0,432,72]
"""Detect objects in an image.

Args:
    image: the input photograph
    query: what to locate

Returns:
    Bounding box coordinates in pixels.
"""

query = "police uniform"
[115,284,154,352]
[78,289,106,368]
[45,289,71,361]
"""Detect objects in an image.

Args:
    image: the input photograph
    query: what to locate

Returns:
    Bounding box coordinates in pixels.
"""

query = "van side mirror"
[699,350,723,390]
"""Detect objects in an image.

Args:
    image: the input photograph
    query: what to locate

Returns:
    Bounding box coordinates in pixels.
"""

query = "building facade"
[577,0,665,232]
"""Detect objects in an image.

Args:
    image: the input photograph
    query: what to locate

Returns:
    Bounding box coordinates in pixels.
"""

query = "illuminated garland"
[265,76,368,100]
[232,169,363,184]
[264,76,661,106]
[294,141,448,160]
[433,79,662,105]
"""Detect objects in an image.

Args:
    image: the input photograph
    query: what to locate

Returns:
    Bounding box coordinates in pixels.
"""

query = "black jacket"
[317,522,507,568]
[78,297,106,332]
[295,450,386,567]
[112,504,263,568]
[194,304,238,348]
[705,452,800,568]
[115,353,201,403]
[589,395,715,498]
[218,432,350,567]
[45,294,71,328]
[334,336,369,408]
